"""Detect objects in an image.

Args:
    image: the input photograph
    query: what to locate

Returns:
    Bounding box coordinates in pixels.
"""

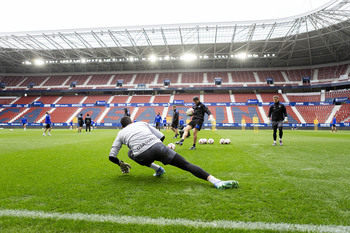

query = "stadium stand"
[231,106,262,123]
[257,71,285,82]
[130,95,152,103]
[43,75,71,86]
[102,107,135,123]
[110,95,130,103]
[204,92,231,102]
[19,76,48,87]
[296,105,334,123]
[231,71,255,82]
[0,76,26,86]
[259,93,286,102]
[56,96,85,104]
[207,72,229,84]
[133,106,164,124]
[83,95,110,104]
[182,72,203,83]
[110,74,134,86]
[233,93,257,102]
[317,64,348,80]
[174,93,200,103]
[48,107,78,123]
[14,107,52,123]
[334,104,350,123]
[325,90,350,99]
[153,95,171,103]
[37,96,60,104]
[286,93,321,102]
[133,73,156,84]
[0,108,23,123]
[157,73,179,84]
[13,96,39,104]
[0,98,17,105]
[69,75,90,87]
[87,74,112,85]
[286,69,313,82]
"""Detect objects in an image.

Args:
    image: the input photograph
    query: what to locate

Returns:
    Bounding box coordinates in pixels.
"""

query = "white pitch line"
[0,209,349,233]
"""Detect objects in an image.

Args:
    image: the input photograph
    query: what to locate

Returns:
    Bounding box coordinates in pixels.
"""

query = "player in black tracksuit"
[77,113,84,133]
[175,96,214,150]
[124,108,130,117]
[171,105,179,138]
[268,96,288,146]
[85,114,92,133]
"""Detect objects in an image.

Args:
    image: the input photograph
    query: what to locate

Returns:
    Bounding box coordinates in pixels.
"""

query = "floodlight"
[237,53,247,60]
[182,53,197,61]
[33,59,45,66]
[164,56,170,60]
[81,58,86,63]
[149,55,157,62]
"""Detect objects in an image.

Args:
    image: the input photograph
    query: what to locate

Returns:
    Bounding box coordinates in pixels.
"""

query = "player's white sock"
[274,140,276,143]
[149,163,161,171]
[208,175,221,185]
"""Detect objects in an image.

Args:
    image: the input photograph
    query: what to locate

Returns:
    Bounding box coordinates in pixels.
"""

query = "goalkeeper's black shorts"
[128,142,176,166]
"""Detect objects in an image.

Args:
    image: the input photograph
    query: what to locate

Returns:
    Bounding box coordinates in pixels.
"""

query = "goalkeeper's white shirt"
[109,121,164,158]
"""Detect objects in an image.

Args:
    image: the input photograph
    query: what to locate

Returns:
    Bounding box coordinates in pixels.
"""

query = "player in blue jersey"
[43,112,52,136]
[331,117,337,133]
[162,118,167,130]
[69,121,73,130]
[91,120,95,130]
[154,112,162,131]
[21,117,28,131]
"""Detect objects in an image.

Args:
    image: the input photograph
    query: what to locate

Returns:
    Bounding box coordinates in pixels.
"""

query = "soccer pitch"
[0,128,349,232]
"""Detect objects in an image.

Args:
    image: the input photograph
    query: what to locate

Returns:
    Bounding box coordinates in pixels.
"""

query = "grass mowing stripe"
[1,209,349,233]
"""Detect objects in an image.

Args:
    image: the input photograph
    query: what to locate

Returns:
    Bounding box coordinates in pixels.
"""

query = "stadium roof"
[0,0,350,74]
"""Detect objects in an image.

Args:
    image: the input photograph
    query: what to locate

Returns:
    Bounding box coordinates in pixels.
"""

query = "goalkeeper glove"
[119,160,131,174]
[209,115,215,122]
[283,117,288,123]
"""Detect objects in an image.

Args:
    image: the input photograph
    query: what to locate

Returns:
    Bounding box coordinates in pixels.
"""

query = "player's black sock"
[180,139,184,142]
[273,129,277,141]
[279,128,283,139]
[193,144,196,147]
[170,153,209,180]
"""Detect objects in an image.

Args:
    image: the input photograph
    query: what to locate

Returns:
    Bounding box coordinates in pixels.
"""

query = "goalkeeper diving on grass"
[109,116,238,190]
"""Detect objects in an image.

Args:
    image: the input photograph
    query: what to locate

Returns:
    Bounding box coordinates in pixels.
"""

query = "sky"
[0,0,331,33]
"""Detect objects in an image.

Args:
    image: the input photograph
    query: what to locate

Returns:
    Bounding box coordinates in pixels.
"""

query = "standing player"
[171,105,179,138]
[77,113,84,133]
[109,116,239,190]
[43,112,52,136]
[331,117,337,133]
[91,120,95,130]
[69,121,73,130]
[175,96,214,150]
[267,96,288,146]
[162,117,167,130]
[85,114,92,133]
[154,112,162,131]
[124,108,130,117]
[21,117,28,131]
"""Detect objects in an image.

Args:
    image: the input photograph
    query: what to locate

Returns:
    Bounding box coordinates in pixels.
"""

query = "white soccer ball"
[208,138,214,144]
[198,139,203,144]
[220,139,225,144]
[10,129,13,131]
[202,138,207,144]
[225,139,231,144]
[186,108,194,116]
[167,143,176,150]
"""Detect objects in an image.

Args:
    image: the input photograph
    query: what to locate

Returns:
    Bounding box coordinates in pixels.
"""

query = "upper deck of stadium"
[0,0,350,74]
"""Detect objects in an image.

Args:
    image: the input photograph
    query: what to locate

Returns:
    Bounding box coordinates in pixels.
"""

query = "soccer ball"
[202,138,207,144]
[167,143,176,150]
[186,108,194,116]
[225,139,231,144]
[10,129,13,131]
[198,139,203,144]
[220,139,225,144]
[208,138,214,144]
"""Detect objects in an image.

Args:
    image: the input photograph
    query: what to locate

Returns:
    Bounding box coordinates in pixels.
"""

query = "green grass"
[0,127,349,232]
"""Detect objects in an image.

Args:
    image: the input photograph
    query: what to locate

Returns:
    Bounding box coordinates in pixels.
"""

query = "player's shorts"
[332,124,336,127]
[45,124,51,129]
[22,123,26,126]
[128,142,176,166]
[272,121,283,130]
[156,122,160,128]
[78,122,83,127]
[171,121,178,129]
[188,119,204,131]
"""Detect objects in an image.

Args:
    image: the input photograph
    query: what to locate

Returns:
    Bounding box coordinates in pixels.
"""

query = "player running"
[267,96,288,146]
[85,114,92,133]
[42,112,52,136]
[154,112,162,131]
[108,116,239,190]
[77,113,84,133]
[21,117,28,131]
[175,96,215,150]
[171,105,179,138]
[331,117,337,133]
